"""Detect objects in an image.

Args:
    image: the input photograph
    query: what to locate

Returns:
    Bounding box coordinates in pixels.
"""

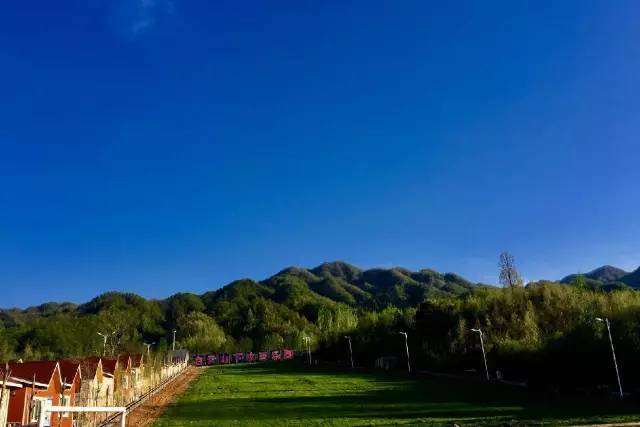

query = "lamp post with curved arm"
[398,332,410,373]
[344,336,354,369]
[471,328,489,381]
[596,317,623,398]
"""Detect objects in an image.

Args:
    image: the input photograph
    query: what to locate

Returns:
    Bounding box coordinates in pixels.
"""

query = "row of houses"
[0,351,188,427]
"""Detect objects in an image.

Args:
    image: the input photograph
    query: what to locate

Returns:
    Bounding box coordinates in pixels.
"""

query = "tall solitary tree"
[499,251,524,288]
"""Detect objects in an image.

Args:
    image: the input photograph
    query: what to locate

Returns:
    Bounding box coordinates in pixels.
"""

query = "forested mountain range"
[0,261,478,325]
[2,260,640,383]
[0,261,479,360]
[560,265,640,289]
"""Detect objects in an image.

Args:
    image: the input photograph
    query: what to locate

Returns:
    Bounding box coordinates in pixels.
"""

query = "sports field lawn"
[155,362,640,426]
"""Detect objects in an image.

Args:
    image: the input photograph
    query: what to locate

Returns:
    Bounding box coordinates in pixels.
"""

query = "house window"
[31,397,53,426]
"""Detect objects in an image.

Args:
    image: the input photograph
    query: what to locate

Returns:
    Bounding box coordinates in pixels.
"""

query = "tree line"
[2,258,640,394]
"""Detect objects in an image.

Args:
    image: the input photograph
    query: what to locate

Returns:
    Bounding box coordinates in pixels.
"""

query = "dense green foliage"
[0,262,476,361]
[412,284,640,391]
[2,261,640,394]
[155,363,640,427]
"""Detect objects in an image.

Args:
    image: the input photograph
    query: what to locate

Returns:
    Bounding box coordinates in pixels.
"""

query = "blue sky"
[1,1,639,307]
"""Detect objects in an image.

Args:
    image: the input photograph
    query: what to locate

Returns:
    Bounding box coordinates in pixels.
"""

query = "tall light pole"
[303,336,312,365]
[344,336,354,369]
[97,332,108,356]
[596,317,624,398]
[144,342,155,357]
[172,330,177,352]
[399,332,410,373]
[471,328,489,381]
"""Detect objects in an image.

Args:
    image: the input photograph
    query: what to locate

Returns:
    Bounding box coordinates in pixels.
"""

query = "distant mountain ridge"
[621,267,640,287]
[4,261,640,321]
[561,265,640,289]
[0,261,479,323]
[2,260,640,362]
[263,261,479,309]
[561,265,627,283]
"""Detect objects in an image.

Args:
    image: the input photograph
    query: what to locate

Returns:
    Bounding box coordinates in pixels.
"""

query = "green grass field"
[155,362,640,426]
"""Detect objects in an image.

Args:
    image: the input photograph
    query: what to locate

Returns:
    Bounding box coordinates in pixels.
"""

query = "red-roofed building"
[103,355,132,404]
[58,361,81,425]
[1,368,23,427]
[72,357,111,425]
[130,354,143,370]
[59,361,81,404]
[100,356,118,403]
[4,361,66,427]
[77,357,102,382]
[100,357,118,378]
[128,354,145,397]
[116,355,131,372]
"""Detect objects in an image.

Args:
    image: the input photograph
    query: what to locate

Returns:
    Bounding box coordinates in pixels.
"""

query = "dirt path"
[125,366,204,427]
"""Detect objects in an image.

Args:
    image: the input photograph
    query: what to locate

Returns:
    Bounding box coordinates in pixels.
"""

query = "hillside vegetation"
[561,265,640,289]
[0,261,476,360]
[2,261,640,394]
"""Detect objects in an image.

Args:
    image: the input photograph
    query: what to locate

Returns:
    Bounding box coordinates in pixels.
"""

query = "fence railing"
[97,363,188,427]
[38,405,127,427]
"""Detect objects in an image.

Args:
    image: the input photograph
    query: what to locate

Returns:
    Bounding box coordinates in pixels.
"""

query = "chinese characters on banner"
[194,355,204,366]
[194,350,294,366]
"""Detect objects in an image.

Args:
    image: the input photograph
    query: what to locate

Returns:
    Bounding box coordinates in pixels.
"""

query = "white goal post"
[38,401,127,427]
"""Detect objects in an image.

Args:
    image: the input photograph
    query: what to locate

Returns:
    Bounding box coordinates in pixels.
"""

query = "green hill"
[621,267,640,287]
[561,265,628,284]
[3,260,639,364]
[0,261,480,361]
[561,265,640,289]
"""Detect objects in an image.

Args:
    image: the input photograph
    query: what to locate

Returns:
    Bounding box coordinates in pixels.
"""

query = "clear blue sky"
[1,1,639,308]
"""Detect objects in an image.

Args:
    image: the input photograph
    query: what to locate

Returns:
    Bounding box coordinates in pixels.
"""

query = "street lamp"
[596,317,624,398]
[97,332,108,356]
[471,328,489,381]
[144,342,155,357]
[172,330,177,352]
[398,332,411,373]
[303,336,312,365]
[344,336,354,369]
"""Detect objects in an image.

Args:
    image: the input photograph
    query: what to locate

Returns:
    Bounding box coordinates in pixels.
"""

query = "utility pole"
[596,317,624,398]
[399,332,410,373]
[172,330,177,352]
[344,336,354,369]
[471,328,489,381]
